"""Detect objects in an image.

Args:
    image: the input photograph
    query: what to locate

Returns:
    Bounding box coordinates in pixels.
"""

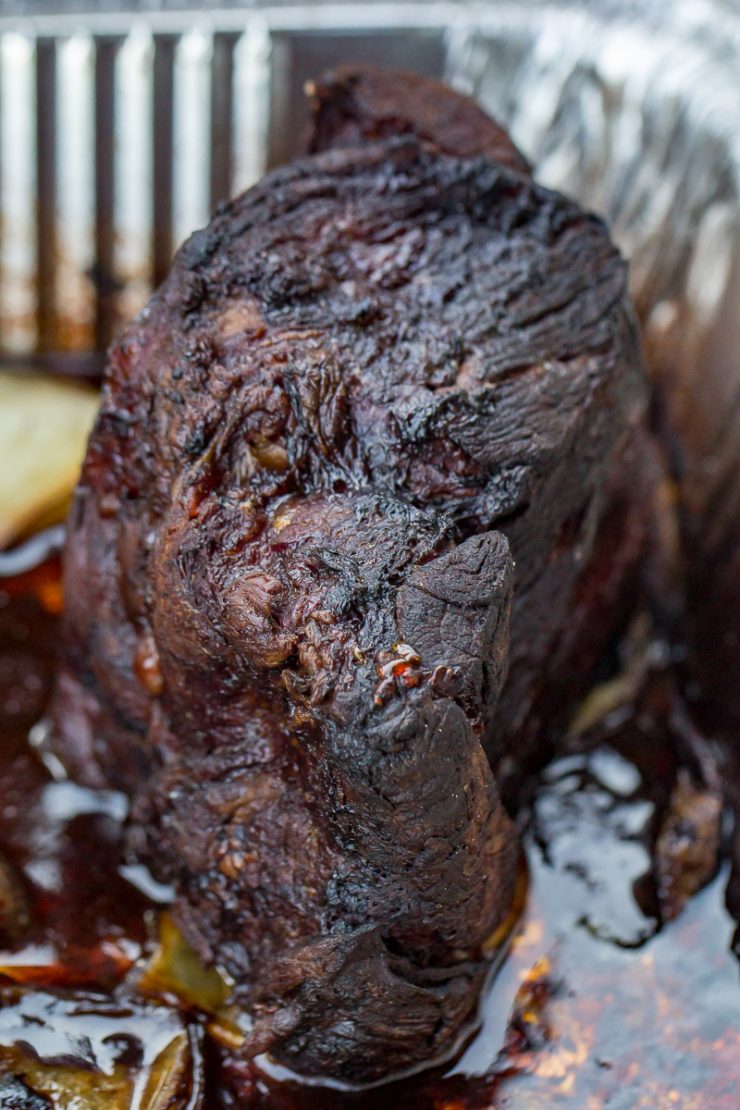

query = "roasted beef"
[51,67,657,1082]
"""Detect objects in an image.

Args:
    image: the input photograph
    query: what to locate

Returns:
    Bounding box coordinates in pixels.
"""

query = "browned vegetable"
[0,987,204,1109]
[656,769,723,922]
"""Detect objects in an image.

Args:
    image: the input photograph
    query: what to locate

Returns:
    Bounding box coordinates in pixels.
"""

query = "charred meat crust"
[51,68,654,1082]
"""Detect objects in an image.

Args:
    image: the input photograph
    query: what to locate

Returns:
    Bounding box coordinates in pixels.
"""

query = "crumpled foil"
[448,0,739,391]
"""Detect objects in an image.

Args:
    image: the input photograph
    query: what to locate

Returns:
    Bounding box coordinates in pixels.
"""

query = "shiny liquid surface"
[0,560,738,1108]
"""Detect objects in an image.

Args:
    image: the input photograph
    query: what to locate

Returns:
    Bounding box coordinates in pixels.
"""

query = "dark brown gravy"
[1,558,738,1107]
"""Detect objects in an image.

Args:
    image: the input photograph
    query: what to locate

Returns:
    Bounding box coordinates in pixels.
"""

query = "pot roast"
[50,67,663,1082]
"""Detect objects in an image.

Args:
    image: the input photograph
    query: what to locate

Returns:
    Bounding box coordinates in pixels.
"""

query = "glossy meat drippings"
[50,67,656,1081]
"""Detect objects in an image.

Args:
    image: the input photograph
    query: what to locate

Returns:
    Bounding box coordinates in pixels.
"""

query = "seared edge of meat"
[50,69,656,1081]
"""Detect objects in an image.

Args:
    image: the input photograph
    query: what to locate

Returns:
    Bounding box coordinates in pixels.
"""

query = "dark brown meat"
[306,63,531,174]
[50,67,655,1082]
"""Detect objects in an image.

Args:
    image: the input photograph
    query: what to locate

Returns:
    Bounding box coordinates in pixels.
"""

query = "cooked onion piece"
[0,372,98,550]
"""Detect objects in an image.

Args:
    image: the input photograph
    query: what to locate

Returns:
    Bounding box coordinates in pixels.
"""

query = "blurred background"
[0,0,738,369]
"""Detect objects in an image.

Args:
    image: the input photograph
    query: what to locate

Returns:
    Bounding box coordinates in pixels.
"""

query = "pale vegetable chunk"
[0,372,98,549]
